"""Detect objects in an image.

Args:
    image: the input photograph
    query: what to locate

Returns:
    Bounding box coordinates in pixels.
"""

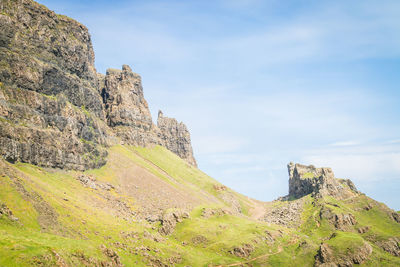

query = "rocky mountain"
[0,0,196,170]
[0,1,399,266]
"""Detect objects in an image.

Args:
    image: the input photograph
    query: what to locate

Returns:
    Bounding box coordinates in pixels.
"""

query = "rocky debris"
[159,210,189,235]
[101,195,136,221]
[357,226,370,234]
[0,203,18,221]
[191,235,208,245]
[157,111,197,166]
[219,191,242,214]
[213,184,227,191]
[201,207,232,218]
[376,237,400,257]
[73,250,122,267]
[145,214,162,223]
[229,244,254,258]
[51,249,68,267]
[143,231,165,243]
[287,163,358,200]
[315,241,372,266]
[263,199,304,227]
[319,206,356,230]
[101,245,123,267]
[120,231,139,240]
[77,174,114,191]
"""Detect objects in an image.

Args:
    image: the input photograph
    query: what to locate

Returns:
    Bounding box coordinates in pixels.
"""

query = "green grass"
[301,172,315,179]
[1,145,400,266]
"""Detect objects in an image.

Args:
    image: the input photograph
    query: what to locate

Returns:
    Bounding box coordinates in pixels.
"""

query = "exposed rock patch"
[101,245,123,267]
[0,202,18,221]
[315,241,372,266]
[357,226,370,234]
[77,174,114,191]
[191,235,208,245]
[158,210,189,235]
[376,237,400,257]
[229,243,254,258]
[319,206,356,231]
[392,212,400,223]
[201,207,232,218]
[263,199,304,227]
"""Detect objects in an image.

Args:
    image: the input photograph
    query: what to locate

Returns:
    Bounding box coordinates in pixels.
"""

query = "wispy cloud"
[328,141,360,147]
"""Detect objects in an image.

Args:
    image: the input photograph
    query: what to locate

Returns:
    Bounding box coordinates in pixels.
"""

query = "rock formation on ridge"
[0,0,197,168]
[157,110,197,167]
[287,162,359,199]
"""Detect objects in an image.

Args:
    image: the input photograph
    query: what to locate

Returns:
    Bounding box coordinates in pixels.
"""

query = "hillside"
[0,0,399,266]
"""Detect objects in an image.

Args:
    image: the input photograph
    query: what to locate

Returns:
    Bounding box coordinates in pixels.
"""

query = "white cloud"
[328,141,360,147]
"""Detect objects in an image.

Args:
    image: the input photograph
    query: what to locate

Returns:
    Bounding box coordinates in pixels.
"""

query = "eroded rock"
[319,206,356,230]
[157,111,197,166]
[376,237,400,257]
[159,210,189,235]
[287,163,358,200]
[229,243,254,258]
[315,241,372,266]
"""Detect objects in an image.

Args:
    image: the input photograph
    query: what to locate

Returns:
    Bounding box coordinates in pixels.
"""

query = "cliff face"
[0,0,197,169]
[157,111,197,167]
[287,162,359,199]
[100,65,157,146]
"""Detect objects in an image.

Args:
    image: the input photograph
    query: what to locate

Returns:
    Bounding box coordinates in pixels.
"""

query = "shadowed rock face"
[287,163,358,199]
[0,0,197,169]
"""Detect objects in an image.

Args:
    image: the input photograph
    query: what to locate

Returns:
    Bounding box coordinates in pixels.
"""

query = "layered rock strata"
[0,0,197,169]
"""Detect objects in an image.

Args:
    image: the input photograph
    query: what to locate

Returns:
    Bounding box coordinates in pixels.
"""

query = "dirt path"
[210,238,298,267]
[246,197,266,220]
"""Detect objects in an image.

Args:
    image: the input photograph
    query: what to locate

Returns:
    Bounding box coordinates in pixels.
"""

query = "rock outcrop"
[158,210,190,235]
[0,0,197,169]
[101,65,156,146]
[287,163,359,199]
[315,241,372,266]
[319,206,357,230]
[157,111,197,166]
[376,237,400,257]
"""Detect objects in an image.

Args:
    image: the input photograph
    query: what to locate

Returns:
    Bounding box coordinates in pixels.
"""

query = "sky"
[39,0,400,210]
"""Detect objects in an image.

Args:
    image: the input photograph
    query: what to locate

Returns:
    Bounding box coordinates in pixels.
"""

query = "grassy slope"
[0,145,399,266]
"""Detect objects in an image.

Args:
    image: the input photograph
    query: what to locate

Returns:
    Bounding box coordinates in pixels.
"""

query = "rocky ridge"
[0,0,196,169]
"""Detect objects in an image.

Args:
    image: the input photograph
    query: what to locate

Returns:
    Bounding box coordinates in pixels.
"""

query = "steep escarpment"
[0,0,196,169]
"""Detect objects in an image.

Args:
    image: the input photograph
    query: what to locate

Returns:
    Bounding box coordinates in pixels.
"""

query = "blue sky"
[39,0,400,210]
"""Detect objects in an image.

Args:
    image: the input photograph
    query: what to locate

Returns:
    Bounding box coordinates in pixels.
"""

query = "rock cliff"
[157,111,197,167]
[0,0,197,169]
[287,162,359,199]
